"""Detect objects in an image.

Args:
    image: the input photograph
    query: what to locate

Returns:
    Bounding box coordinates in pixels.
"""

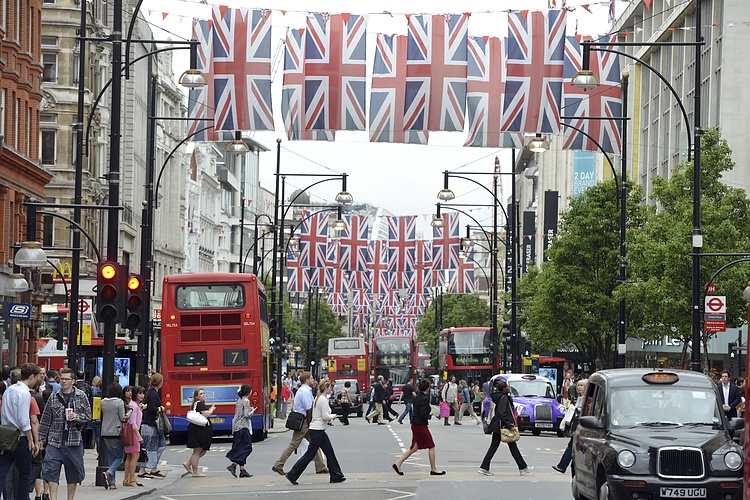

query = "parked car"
[482,373,566,436]
[331,379,363,417]
[571,368,743,500]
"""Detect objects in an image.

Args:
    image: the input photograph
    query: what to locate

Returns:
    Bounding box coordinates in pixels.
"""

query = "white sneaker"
[477,468,494,476]
[519,466,534,476]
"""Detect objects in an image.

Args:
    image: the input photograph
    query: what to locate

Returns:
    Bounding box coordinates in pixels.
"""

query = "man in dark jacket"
[366,376,387,425]
[384,380,397,421]
[718,370,742,419]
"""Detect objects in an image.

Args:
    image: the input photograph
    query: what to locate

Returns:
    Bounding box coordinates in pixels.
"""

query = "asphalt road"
[138,413,575,500]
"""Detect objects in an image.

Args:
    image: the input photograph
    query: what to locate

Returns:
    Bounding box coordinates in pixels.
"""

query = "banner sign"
[573,151,596,197]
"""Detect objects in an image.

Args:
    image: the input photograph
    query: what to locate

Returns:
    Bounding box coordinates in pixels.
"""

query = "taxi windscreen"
[509,380,556,399]
[609,388,722,427]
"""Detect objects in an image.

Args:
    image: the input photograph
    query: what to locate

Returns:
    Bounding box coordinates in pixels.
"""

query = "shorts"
[41,444,85,485]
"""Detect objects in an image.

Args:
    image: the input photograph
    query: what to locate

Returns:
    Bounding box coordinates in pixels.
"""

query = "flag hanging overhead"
[432,212,460,270]
[282,29,335,141]
[501,9,566,134]
[464,36,524,148]
[187,19,216,142]
[368,240,391,295]
[370,34,428,144]
[449,252,476,294]
[339,215,371,272]
[562,34,622,155]
[386,215,417,273]
[286,248,309,293]
[405,13,468,132]
[212,7,274,131]
[305,13,367,131]
[299,211,331,268]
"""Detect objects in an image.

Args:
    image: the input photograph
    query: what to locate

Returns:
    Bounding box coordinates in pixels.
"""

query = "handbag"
[138,449,149,463]
[186,409,209,427]
[0,424,20,453]
[285,411,305,432]
[156,408,172,435]
[482,402,495,435]
[500,426,521,443]
[439,401,451,418]
[120,421,134,447]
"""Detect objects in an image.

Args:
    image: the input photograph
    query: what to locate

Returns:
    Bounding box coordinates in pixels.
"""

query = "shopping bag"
[439,401,451,419]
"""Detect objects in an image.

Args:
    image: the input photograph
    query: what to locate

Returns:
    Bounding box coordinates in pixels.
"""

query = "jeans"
[0,437,32,500]
[102,437,124,484]
[480,432,527,471]
[397,402,413,423]
[286,430,344,482]
[556,437,573,471]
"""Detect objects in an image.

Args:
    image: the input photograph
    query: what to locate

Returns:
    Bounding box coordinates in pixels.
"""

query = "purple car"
[483,374,566,437]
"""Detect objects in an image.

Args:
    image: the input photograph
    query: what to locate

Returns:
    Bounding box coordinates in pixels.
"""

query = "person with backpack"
[441,376,459,425]
[457,380,480,424]
[338,382,352,426]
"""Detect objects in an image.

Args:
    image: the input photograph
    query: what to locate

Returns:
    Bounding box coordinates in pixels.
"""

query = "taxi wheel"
[532,429,541,436]
[571,473,585,500]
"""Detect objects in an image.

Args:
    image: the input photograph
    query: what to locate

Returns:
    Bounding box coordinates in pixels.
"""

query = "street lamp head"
[15,241,47,268]
[332,205,347,231]
[5,273,29,293]
[437,170,455,201]
[178,69,207,89]
[335,173,354,204]
[570,69,599,90]
[226,131,250,156]
[462,236,474,249]
[527,133,550,153]
[431,215,444,228]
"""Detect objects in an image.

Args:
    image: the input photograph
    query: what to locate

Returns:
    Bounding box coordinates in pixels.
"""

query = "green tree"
[292,296,344,366]
[520,178,649,369]
[623,128,750,368]
[416,294,490,353]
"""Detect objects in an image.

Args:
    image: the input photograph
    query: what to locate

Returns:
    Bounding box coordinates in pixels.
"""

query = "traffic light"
[96,262,126,323]
[49,314,65,351]
[310,349,317,367]
[524,340,532,357]
[269,318,279,353]
[501,320,512,337]
[125,275,145,330]
[728,342,737,358]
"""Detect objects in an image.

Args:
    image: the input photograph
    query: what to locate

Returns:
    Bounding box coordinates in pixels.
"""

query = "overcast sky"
[143,0,618,231]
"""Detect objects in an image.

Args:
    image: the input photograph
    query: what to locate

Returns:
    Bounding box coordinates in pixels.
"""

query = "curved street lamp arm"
[447,173,508,221]
[281,177,342,221]
[242,228,274,271]
[124,0,146,79]
[38,210,102,262]
[702,258,750,314]
[462,251,491,292]
[154,125,214,209]
[559,122,619,194]
[441,205,505,248]
[587,44,693,161]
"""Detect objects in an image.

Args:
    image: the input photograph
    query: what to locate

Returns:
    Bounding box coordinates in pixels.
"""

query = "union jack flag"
[432,212,460,270]
[299,211,330,268]
[325,268,349,294]
[339,215,371,271]
[325,240,340,268]
[326,292,347,315]
[410,267,433,295]
[187,19,217,142]
[405,13,468,132]
[281,29,335,141]
[464,36,524,148]
[307,268,326,289]
[305,13,367,131]
[347,271,371,291]
[609,0,616,22]
[351,311,368,330]
[432,268,447,288]
[368,241,390,295]
[370,34,428,144]
[286,248,309,293]
[352,289,371,313]
[386,216,417,273]
[501,9,567,134]
[212,7,274,131]
[416,240,433,270]
[449,253,475,294]
[562,35,622,155]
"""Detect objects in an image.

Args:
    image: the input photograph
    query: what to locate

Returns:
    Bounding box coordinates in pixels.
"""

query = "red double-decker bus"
[327,337,369,394]
[437,327,494,384]
[372,335,416,396]
[161,273,270,443]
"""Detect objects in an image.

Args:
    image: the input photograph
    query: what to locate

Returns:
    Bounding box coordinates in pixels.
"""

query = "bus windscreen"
[175,284,245,310]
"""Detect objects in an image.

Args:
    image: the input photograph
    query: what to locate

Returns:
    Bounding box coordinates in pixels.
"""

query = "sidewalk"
[73,418,289,500]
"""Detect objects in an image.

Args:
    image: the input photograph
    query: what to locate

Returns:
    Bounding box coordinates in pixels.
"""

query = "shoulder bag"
[500,426,521,443]
[186,404,209,427]
[285,411,305,432]
[0,424,20,453]
[156,407,172,435]
[120,420,134,447]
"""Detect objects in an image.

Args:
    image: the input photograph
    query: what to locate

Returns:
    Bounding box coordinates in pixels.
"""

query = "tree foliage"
[416,294,490,352]
[286,296,344,363]
[623,128,750,367]
[519,178,649,369]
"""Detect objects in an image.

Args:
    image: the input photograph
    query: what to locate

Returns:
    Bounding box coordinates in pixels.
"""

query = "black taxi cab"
[571,369,743,500]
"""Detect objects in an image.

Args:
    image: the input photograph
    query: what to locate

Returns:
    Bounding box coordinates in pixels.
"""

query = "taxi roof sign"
[642,372,679,385]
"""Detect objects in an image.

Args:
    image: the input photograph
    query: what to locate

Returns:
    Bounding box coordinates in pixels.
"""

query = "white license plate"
[660,487,706,498]
[210,417,225,424]
[535,422,554,428]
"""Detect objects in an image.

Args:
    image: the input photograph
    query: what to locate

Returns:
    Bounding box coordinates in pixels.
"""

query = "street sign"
[8,303,31,320]
[704,295,726,332]
[704,296,726,314]
[706,283,717,295]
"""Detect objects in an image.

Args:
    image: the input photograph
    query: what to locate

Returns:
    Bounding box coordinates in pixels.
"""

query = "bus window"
[176,284,245,310]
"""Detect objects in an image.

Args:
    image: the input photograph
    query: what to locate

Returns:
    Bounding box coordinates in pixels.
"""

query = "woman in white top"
[285,380,346,485]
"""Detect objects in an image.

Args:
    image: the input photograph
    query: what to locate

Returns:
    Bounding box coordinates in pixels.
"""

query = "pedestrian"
[121,386,144,487]
[0,363,40,500]
[478,378,533,476]
[366,375,387,425]
[396,378,415,425]
[39,366,92,499]
[365,383,377,423]
[45,371,60,394]
[718,370,742,419]
[473,380,482,403]
[561,370,574,408]
[384,380,398,421]
[553,379,587,474]
[441,376,459,425]
[73,371,93,449]
[285,379,346,485]
[280,381,291,420]
[392,378,445,476]
[271,372,328,476]
[138,373,168,479]
[457,380,480,424]
[184,388,215,477]
[338,381,351,426]
[30,367,48,500]
[225,384,255,478]
[99,382,126,490]
[89,376,102,455]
